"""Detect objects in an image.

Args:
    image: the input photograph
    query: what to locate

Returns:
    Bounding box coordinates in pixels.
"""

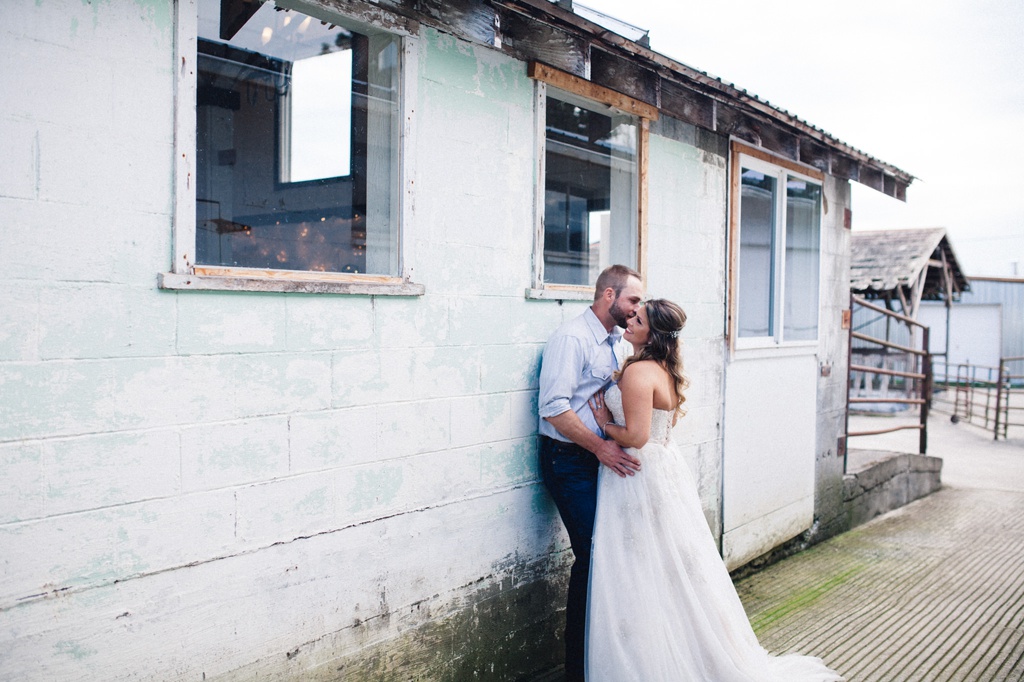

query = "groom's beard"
[609,299,632,328]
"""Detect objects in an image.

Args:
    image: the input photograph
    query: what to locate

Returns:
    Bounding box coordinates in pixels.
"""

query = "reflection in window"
[283,48,353,183]
[738,169,776,337]
[784,177,821,340]
[195,0,400,275]
[736,160,821,342]
[543,95,637,286]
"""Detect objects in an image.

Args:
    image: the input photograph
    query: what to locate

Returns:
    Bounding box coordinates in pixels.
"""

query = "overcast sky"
[579,0,1024,277]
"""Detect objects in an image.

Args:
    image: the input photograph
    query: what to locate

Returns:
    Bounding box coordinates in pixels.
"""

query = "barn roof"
[851,228,969,300]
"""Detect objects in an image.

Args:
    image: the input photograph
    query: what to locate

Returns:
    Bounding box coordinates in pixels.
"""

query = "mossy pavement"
[534,415,1024,681]
[737,415,1024,681]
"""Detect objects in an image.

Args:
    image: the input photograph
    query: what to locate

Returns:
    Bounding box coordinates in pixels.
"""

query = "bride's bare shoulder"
[619,360,666,385]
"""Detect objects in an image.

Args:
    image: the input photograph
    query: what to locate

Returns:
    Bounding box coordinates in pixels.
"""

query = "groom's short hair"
[594,264,642,301]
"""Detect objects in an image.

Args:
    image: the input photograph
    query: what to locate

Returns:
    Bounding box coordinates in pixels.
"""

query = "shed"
[851,227,969,317]
[849,228,970,399]
[0,0,913,678]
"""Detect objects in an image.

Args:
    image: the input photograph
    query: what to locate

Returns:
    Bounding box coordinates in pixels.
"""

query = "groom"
[537,264,644,681]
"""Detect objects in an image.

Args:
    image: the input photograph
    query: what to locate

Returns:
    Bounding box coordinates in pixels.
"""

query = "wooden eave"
[500,0,913,198]
[310,0,913,198]
[319,0,915,200]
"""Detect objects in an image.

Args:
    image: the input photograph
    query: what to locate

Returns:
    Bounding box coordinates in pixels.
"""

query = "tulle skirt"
[585,438,843,682]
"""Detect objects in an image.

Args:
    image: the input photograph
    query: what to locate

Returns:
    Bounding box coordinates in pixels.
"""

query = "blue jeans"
[539,435,599,682]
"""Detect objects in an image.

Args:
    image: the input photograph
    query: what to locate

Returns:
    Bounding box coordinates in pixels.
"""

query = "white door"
[721,354,817,570]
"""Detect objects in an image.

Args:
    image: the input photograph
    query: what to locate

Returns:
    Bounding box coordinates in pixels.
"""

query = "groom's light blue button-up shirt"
[538,307,628,442]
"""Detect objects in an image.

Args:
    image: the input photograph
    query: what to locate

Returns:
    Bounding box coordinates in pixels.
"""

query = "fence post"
[920,327,930,454]
[844,293,853,473]
[994,357,1005,441]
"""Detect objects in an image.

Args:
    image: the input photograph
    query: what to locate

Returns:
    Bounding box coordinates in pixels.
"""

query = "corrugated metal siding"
[851,305,914,348]
[960,279,1024,359]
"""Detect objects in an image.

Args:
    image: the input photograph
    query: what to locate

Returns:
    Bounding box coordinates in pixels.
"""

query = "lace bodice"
[604,384,673,446]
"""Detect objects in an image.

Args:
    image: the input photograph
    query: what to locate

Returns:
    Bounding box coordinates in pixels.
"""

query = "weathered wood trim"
[160,269,425,296]
[500,0,914,194]
[172,0,198,275]
[589,47,658,108]
[288,0,420,36]
[638,118,650,282]
[831,154,860,182]
[525,286,593,301]
[531,80,547,291]
[883,174,897,198]
[799,139,831,174]
[727,141,826,351]
[726,144,742,348]
[170,0,420,292]
[305,0,913,199]
[528,76,649,299]
[895,181,907,202]
[412,0,496,44]
[190,266,398,283]
[501,9,588,76]
[939,249,954,300]
[859,166,884,193]
[717,108,799,162]
[660,79,714,130]
[731,140,825,182]
[399,33,420,283]
[527,62,659,120]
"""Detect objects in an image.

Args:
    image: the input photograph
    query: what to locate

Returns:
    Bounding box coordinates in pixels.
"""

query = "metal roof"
[535,0,915,198]
[352,0,915,199]
[850,228,969,299]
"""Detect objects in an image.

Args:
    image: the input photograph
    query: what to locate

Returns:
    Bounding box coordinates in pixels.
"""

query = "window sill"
[731,340,818,360]
[159,269,425,296]
[525,286,593,302]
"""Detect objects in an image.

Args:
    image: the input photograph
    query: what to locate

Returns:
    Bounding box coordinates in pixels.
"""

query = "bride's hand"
[588,390,612,432]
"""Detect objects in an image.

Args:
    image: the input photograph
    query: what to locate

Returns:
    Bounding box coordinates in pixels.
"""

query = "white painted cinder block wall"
[813,176,854,536]
[0,2,727,679]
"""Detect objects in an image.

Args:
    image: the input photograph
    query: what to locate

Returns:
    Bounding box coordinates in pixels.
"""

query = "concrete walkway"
[737,415,1024,681]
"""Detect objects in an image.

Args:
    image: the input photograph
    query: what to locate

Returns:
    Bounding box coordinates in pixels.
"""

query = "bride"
[585,299,842,682]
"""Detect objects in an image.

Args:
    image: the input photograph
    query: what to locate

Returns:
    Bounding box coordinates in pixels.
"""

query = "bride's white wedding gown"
[586,385,843,681]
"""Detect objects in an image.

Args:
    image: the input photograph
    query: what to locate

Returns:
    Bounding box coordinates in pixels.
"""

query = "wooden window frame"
[728,140,825,352]
[161,0,424,296]
[526,62,657,301]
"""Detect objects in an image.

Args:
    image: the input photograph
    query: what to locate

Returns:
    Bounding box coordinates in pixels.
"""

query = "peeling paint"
[54,639,96,661]
[0,1,759,678]
[347,465,404,514]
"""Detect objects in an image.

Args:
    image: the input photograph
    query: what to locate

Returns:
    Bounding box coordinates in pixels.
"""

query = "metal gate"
[932,355,1024,440]
[845,296,932,468]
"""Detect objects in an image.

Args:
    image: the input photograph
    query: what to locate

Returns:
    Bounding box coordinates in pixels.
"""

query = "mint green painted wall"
[0,4,743,680]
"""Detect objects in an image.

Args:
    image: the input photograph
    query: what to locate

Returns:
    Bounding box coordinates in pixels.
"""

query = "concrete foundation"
[842,449,942,529]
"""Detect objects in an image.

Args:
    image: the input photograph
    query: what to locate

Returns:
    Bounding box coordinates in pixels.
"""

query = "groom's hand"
[544,410,640,478]
[593,439,641,478]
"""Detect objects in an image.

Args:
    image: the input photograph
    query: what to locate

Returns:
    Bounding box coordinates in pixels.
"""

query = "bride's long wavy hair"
[616,298,690,417]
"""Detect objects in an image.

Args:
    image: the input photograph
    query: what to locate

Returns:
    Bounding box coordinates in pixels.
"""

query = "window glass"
[285,48,353,183]
[738,168,776,338]
[735,158,822,344]
[195,0,400,275]
[543,94,637,286]
[783,177,821,340]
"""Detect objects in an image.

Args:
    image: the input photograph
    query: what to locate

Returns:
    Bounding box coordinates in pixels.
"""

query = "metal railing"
[845,296,932,469]
[933,355,1024,440]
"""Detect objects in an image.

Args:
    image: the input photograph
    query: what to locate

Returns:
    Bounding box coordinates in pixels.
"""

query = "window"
[527,63,656,299]
[731,147,822,345]
[164,0,421,294]
[542,92,637,287]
